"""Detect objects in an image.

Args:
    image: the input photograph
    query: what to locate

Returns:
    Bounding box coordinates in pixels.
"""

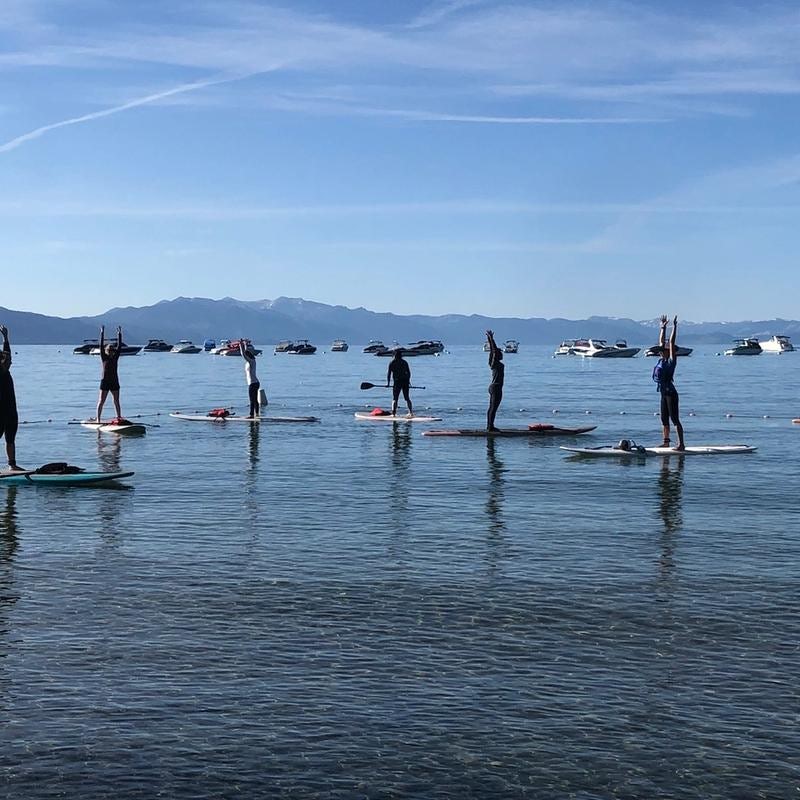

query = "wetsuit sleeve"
[1,334,9,368]
[99,329,107,362]
[386,362,392,385]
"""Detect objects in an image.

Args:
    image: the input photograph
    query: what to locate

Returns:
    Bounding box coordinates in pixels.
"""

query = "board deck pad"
[561,444,756,456]
[170,412,319,423]
[355,412,442,423]
[423,425,596,438]
[80,421,147,435]
[0,469,135,485]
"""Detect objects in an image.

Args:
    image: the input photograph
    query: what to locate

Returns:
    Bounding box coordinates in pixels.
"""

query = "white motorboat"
[644,344,693,357]
[208,339,231,355]
[571,338,639,358]
[554,340,576,356]
[503,340,519,354]
[274,340,294,353]
[363,340,386,354]
[724,338,762,356]
[759,335,794,353]
[331,339,349,352]
[171,340,202,354]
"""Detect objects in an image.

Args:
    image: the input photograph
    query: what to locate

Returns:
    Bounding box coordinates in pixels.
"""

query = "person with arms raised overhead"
[486,329,504,432]
[653,315,686,451]
[386,348,413,418]
[0,325,23,471]
[96,325,123,423]
[240,339,261,418]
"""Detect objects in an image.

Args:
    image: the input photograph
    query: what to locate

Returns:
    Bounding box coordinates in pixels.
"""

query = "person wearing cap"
[653,315,685,451]
[386,348,413,418]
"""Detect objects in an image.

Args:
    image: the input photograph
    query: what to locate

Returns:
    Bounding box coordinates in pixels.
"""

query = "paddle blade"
[360,382,379,390]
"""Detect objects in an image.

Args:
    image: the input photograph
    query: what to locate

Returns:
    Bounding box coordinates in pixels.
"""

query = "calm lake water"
[1,344,798,799]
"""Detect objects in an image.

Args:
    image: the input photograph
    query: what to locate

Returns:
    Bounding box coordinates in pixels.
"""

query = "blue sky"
[1,0,799,321]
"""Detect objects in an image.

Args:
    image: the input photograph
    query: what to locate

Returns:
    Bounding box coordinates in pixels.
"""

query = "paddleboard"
[355,412,442,423]
[793,419,800,424]
[561,444,756,457]
[170,412,319,423]
[80,420,147,435]
[0,470,135,485]
[423,425,596,438]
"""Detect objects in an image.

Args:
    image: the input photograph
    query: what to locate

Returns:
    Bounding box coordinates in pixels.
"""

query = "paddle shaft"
[360,382,426,390]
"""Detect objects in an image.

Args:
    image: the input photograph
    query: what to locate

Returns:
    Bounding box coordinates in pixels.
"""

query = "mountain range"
[2,297,799,346]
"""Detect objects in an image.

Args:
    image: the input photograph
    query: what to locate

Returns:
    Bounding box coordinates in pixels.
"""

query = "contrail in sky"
[0,71,261,154]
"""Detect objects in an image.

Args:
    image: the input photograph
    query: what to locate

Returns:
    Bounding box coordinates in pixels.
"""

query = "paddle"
[360,382,426,390]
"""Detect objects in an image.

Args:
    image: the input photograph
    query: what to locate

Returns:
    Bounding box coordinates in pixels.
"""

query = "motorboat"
[73,339,99,354]
[89,343,142,356]
[611,340,641,357]
[274,340,294,353]
[218,339,262,357]
[644,344,693,357]
[203,338,216,352]
[571,339,639,358]
[142,339,173,353]
[171,340,202,354]
[553,340,576,356]
[503,340,519,354]
[376,340,444,357]
[331,339,349,352]
[208,339,231,355]
[759,335,794,353]
[363,340,387,354]
[724,338,762,356]
[286,339,317,355]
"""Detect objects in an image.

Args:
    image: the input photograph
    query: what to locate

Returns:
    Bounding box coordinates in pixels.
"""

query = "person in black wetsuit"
[486,329,504,431]
[96,325,123,422]
[0,325,23,471]
[654,315,685,451]
[386,349,413,417]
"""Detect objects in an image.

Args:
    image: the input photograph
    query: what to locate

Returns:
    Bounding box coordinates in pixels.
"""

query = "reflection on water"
[485,438,509,577]
[0,487,20,635]
[95,434,124,550]
[389,424,412,536]
[656,455,685,587]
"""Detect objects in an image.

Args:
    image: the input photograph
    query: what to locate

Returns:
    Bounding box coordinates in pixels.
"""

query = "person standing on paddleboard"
[240,339,261,418]
[386,348,413,418]
[96,325,123,423]
[654,315,685,451]
[486,330,504,432]
[0,325,23,471]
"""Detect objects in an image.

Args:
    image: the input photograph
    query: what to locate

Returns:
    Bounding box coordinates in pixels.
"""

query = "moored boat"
[759,335,794,353]
[554,340,576,356]
[274,340,294,353]
[203,338,216,352]
[89,343,142,356]
[142,339,173,353]
[644,344,693,357]
[73,339,99,354]
[375,340,444,357]
[363,340,387,354]
[217,339,262,356]
[331,339,349,352]
[571,338,639,358]
[170,340,202,354]
[724,337,762,356]
[503,340,519,354]
[286,339,317,355]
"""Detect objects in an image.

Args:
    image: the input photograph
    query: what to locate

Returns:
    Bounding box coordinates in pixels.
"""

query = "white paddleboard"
[561,444,757,457]
[80,421,147,435]
[170,412,319,423]
[355,412,442,423]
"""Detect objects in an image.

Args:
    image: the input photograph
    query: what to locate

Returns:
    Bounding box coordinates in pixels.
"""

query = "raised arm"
[486,329,500,363]
[117,326,123,349]
[669,316,678,360]
[99,325,106,359]
[386,359,392,386]
[658,315,667,351]
[0,325,10,364]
